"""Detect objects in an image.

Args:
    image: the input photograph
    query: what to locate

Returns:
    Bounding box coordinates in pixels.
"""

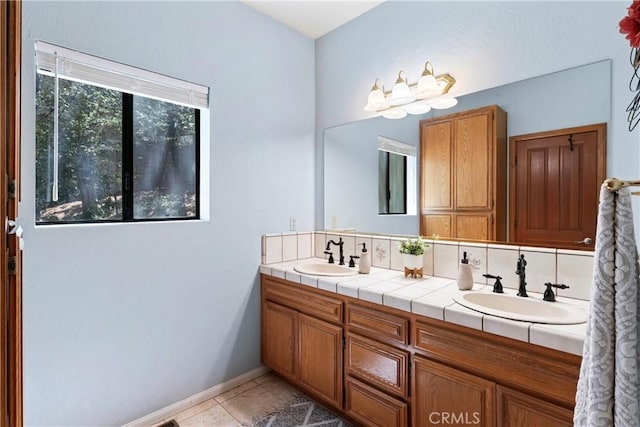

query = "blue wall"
[323,60,611,235]
[316,1,635,231]
[21,1,315,425]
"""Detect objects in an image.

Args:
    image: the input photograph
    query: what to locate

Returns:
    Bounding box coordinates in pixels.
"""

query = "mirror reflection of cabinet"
[420,105,507,240]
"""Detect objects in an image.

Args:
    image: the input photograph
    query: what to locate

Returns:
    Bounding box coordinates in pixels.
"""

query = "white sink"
[452,292,587,324]
[294,263,359,277]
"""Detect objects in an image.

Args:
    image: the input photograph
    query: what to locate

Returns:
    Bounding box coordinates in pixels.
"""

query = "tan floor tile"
[214,380,260,404]
[173,398,218,423]
[255,374,301,402]
[253,372,276,385]
[219,384,285,425]
[179,404,242,427]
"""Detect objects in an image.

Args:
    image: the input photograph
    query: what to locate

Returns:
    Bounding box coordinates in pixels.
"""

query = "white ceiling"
[241,1,385,39]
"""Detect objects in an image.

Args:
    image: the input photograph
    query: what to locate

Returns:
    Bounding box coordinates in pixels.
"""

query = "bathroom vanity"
[260,268,582,427]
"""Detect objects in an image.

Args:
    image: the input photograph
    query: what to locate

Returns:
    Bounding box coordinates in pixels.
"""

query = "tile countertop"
[259,258,589,357]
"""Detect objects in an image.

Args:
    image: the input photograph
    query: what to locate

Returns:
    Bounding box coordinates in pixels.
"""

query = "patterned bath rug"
[251,396,354,427]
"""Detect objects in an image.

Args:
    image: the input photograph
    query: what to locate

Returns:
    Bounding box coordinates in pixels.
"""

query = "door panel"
[510,124,605,249]
[262,301,297,381]
[421,120,453,210]
[298,313,343,407]
[421,214,451,239]
[2,1,22,426]
[455,112,491,209]
[456,214,490,241]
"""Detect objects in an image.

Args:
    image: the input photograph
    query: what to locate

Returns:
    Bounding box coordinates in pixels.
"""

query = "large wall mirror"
[324,59,611,242]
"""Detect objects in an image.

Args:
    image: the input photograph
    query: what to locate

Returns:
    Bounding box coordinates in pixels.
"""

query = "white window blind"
[35,40,209,109]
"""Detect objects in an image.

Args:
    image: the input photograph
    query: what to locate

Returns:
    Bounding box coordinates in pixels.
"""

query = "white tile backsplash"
[297,233,313,259]
[487,245,520,290]
[433,242,459,279]
[282,234,297,262]
[372,237,391,269]
[518,249,557,294]
[314,232,326,258]
[459,244,488,284]
[556,253,594,300]
[264,235,283,264]
[389,238,404,271]
[262,232,593,301]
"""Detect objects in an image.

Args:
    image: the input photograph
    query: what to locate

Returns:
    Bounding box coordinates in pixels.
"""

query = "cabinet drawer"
[262,276,342,323]
[345,377,408,427]
[346,303,409,345]
[413,319,580,407]
[346,333,409,398]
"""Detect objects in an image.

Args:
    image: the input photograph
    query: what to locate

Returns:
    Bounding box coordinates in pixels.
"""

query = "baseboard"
[121,365,271,427]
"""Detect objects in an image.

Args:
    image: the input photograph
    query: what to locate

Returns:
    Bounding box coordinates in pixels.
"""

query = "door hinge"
[8,179,16,198]
[8,256,17,275]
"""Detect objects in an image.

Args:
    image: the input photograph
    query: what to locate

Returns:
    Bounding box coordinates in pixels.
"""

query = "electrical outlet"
[289,216,297,231]
[331,216,337,229]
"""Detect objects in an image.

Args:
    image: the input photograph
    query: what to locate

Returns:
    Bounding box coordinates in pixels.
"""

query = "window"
[35,41,208,224]
[377,136,417,216]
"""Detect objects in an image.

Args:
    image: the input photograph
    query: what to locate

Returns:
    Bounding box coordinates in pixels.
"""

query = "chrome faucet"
[515,254,528,297]
[326,238,345,265]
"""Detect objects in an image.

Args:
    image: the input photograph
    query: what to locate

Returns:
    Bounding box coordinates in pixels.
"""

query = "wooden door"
[455,111,492,210]
[420,120,453,211]
[412,356,495,427]
[1,1,22,426]
[510,124,605,249]
[298,313,343,408]
[262,301,297,381]
[497,385,573,427]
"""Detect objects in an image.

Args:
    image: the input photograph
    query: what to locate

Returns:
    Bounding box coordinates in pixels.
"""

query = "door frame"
[1,1,22,426]
[508,123,606,247]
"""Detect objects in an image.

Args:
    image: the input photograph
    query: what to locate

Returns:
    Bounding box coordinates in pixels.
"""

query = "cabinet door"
[413,356,495,427]
[298,313,343,408]
[345,377,408,427]
[455,214,491,240]
[421,214,452,239]
[262,301,297,381]
[455,111,493,210]
[497,385,573,427]
[421,120,453,210]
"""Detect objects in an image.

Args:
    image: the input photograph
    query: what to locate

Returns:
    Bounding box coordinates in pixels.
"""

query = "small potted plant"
[399,237,429,270]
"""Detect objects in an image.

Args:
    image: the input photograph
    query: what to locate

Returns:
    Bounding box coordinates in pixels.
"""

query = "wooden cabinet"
[299,313,343,407]
[420,105,507,240]
[262,301,297,381]
[261,275,581,426]
[413,356,495,427]
[261,276,343,409]
[496,385,574,427]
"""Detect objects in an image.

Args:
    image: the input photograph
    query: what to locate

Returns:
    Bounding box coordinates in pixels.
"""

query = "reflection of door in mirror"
[378,136,417,216]
[509,123,606,250]
[420,105,507,241]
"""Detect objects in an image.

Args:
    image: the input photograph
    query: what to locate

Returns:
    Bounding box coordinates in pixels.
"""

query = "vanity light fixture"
[364,61,457,119]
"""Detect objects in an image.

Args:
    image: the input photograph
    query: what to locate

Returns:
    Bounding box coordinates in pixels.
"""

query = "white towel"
[574,184,640,426]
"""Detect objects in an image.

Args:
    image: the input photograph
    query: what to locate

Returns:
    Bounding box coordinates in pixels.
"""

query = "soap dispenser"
[359,243,371,274]
[457,251,474,291]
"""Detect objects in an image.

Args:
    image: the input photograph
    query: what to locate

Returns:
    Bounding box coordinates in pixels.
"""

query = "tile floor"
[151,373,323,426]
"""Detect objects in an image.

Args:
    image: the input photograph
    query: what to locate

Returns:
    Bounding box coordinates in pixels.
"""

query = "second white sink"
[294,262,359,277]
[452,291,587,324]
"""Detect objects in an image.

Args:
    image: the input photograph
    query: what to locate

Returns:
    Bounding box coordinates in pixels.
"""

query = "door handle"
[573,237,593,245]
